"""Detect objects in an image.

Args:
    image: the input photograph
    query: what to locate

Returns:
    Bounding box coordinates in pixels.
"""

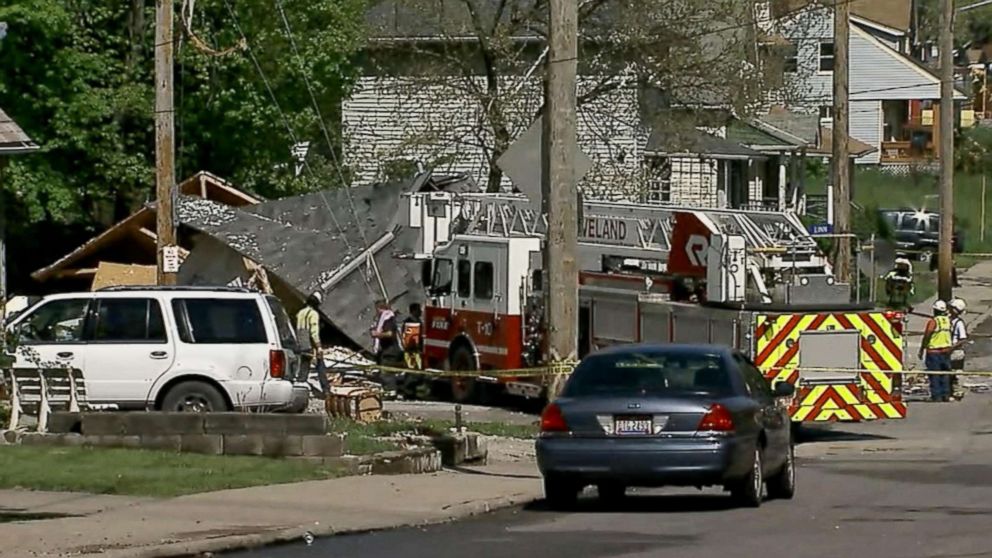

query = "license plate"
[614,415,652,436]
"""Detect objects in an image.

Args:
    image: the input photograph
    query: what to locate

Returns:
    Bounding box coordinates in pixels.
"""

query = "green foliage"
[0,0,367,289]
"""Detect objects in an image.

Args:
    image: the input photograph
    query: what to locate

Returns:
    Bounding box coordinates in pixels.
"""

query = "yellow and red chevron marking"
[754,312,907,423]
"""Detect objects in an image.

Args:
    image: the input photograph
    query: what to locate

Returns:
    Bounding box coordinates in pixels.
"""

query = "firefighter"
[296,292,330,397]
[401,303,424,370]
[883,257,914,309]
[918,300,953,402]
[950,297,969,400]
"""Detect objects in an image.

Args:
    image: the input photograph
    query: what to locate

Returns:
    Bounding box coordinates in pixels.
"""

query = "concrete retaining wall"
[17,431,346,458]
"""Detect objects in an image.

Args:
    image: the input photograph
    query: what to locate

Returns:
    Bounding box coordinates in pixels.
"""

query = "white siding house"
[776,6,965,166]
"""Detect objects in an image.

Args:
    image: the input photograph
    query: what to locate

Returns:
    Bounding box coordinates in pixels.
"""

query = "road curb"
[98,490,540,558]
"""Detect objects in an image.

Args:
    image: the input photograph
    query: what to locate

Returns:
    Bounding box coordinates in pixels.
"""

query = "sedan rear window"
[562,352,732,397]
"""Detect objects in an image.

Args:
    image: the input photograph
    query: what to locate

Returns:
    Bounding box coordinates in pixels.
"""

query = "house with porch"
[769,0,966,168]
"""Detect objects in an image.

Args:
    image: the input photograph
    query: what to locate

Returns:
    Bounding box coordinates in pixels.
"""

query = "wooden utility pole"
[155,0,178,285]
[831,0,852,283]
[938,0,955,300]
[542,0,578,397]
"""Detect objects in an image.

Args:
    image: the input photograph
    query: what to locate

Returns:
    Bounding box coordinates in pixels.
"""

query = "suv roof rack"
[96,285,254,293]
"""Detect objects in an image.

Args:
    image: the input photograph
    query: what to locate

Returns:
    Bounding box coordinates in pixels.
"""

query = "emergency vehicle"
[401,191,907,423]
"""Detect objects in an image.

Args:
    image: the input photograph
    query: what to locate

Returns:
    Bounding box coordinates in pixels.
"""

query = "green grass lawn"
[0,446,346,497]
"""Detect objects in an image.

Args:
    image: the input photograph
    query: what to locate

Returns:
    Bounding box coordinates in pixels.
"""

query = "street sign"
[496,115,594,208]
[162,245,181,273]
[808,223,834,235]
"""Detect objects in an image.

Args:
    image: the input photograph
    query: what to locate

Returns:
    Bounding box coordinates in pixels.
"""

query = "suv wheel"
[161,381,230,413]
[730,446,764,508]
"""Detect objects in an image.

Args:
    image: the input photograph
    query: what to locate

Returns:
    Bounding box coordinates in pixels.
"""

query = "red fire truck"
[402,192,906,423]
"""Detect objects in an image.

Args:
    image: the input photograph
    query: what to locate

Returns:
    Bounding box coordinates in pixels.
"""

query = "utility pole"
[938,0,955,300]
[831,0,851,283]
[542,0,578,397]
[155,0,178,285]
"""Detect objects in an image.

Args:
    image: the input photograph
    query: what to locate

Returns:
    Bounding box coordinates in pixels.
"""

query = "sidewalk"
[0,460,542,558]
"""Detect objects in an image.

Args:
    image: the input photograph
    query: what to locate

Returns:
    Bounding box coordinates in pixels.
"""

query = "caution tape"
[320,355,578,379]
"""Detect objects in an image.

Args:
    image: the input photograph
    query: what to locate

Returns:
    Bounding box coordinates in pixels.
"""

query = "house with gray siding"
[771,2,965,167]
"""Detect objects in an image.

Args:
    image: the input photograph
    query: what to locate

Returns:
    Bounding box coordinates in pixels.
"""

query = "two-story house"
[769,0,966,168]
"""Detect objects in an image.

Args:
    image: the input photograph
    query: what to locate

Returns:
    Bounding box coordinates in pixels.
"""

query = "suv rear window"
[265,295,297,349]
[562,351,732,397]
[172,298,267,344]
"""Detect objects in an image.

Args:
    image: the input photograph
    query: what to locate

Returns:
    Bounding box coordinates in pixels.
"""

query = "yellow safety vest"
[927,315,952,351]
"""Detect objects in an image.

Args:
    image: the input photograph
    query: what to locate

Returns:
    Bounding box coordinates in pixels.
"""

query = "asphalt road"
[225,393,992,558]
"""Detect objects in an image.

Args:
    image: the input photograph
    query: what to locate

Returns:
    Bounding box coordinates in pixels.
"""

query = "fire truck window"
[432,259,453,295]
[474,261,494,300]
[457,259,472,298]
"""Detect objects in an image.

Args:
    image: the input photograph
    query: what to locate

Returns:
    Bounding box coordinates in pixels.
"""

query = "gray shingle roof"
[645,128,766,160]
[0,107,38,154]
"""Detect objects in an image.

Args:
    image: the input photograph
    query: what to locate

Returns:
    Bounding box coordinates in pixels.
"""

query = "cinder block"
[123,413,205,435]
[261,435,303,457]
[139,435,182,452]
[80,413,127,436]
[432,433,488,466]
[366,448,442,475]
[205,414,325,435]
[47,412,83,434]
[180,434,224,455]
[223,434,264,456]
[301,434,345,457]
[81,435,140,449]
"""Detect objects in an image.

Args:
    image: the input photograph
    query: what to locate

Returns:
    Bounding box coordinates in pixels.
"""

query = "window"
[430,259,453,295]
[562,350,732,397]
[456,259,472,298]
[783,43,798,73]
[819,106,834,121]
[735,354,771,398]
[17,299,89,344]
[819,41,834,72]
[644,157,673,203]
[474,261,494,299]
[90,299,166,343]
[172,298,267,344]
[265,296,298,349]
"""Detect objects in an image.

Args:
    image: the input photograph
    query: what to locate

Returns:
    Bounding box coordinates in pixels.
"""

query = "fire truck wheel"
[448,345,478,404]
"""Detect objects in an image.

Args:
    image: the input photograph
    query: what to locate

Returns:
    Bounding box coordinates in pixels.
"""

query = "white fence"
[3,368,86,432]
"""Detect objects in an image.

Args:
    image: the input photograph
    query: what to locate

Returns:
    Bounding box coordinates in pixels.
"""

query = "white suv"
[6,287,308,412]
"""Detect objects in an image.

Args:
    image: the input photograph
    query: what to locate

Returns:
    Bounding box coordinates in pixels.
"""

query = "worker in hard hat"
[296,291,330,397]
[883,257,914,309]
[950,298,969,400]
[918,300,953,402]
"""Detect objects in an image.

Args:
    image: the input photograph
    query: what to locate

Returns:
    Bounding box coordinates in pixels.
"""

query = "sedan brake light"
[540,403,569,433]
[697,404,734,432]
[269,349,286,379]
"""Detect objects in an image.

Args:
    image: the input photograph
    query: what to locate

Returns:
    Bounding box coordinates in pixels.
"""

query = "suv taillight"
[269,349,286,379]
[540,403,569,433]
[697,404,735,432]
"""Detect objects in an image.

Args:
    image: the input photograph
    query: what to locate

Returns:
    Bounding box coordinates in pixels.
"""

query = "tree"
[0,0,366,290]
[353,0,789,195]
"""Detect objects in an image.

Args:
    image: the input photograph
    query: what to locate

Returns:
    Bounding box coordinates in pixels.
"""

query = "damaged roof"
[645,128,767,160]
[0,107,38,155]
[180,172,476,351]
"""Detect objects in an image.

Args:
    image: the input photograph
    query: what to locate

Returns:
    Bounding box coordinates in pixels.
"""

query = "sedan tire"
[766,444,796,500]
[544,476,579,510]
[597,483,626,505]
[730,447,764,508]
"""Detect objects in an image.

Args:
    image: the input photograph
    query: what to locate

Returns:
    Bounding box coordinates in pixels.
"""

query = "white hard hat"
[895,257,911,267]
[311,291,323,303]
[951,298,967,312]
[932,300,947,312]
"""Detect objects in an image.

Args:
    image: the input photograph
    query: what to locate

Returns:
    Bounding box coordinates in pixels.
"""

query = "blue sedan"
[536,344,796,509]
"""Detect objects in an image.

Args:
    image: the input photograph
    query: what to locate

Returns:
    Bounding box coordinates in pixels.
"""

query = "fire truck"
[401,192,907,423]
